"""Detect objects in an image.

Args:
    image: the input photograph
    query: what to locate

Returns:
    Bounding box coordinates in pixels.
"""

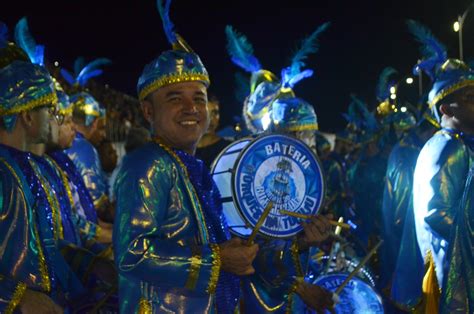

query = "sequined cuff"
[5,282,27,314]
[206,244,221,294]
[185,246,203,290]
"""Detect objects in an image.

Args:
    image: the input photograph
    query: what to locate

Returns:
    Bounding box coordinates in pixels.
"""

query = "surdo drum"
[210,134,325,239]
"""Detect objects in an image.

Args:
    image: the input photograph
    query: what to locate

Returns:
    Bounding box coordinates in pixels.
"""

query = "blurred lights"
[54,61,59,67]
[390,94,397,100]
[406,77,414,84]
[454,21,460,32]
[401,106,407,112]
[390,86,396,94]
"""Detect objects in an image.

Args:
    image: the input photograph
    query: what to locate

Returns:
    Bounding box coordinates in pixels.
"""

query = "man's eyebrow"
[194,91,206,97]
[165,91,183,97]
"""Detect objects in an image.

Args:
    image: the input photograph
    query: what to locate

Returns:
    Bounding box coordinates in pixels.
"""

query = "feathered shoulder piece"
[14,17,44,66]
[60,57,111,87]
[281,22,330,89]
[225,25,262,73]
[407,19,447,80]
[376,67,398,102]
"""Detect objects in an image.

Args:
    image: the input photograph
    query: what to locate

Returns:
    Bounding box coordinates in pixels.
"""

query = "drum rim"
[210,136,255,237]
[231,133,326,239]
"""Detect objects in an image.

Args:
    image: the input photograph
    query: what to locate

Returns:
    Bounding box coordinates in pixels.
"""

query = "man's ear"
[19,110,34,128]
[140,99,154,125]
[439,103,454,117]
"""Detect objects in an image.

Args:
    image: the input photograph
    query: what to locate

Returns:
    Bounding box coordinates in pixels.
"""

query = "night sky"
[4,0,474,132]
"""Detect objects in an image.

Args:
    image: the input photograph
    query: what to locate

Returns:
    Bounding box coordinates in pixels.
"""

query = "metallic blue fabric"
[136,50,210,101]
[49,150,98,224]
[66,133,109,211]
[68,92,105,127]
[440,166,474,313]
[271,97,318,132]
[380,132,425,309]
[413,128,474,287]
[113,142,231,313]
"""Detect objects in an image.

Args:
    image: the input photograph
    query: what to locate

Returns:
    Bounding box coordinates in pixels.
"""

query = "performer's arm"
[113,161,220,294]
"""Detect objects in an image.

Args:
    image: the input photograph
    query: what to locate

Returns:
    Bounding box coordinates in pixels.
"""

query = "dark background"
[4,0,474,132]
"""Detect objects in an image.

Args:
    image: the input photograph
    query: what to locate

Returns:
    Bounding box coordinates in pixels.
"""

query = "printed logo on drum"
[234,135,324,238]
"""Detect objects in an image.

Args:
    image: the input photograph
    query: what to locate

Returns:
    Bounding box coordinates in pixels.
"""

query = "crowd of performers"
[0,1,473,313]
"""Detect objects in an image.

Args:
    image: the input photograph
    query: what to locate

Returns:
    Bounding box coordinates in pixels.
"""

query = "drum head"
[210,138,253,237]
[314,273,384,314]
[232,134,325,238]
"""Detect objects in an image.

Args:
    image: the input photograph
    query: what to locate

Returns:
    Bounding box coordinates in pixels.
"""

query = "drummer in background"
[113,1,258,312]
[196,94,232,168]
[225,24,336,313]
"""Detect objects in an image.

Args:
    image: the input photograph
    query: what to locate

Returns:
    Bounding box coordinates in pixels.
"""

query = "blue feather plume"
[14,17,44,65]
[225,25,261,73]
[350,94,379,132]
[282,22,330,88]
[234,71,250,103]
[76,57,111,86]
[74,57,86,77]
[406,20,447,79]
[157,0,177,45]
[376,67,398,101]
[0,22,7,49]
[60,68,76,86]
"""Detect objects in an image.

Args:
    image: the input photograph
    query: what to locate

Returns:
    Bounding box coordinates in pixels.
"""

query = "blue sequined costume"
[113,142,238,313]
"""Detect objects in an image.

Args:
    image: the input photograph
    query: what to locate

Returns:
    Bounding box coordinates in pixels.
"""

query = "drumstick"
[246,201,274,246]
[334,239,383,295]
[279,210,351,230]
[324,217,344,274]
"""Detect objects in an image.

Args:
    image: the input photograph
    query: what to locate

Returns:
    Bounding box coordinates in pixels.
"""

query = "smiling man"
[112,1,258,313]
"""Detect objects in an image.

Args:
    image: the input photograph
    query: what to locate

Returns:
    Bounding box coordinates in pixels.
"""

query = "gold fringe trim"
[185,246,203,290]
[58,106,73,116]
[420,250,441,314]
[0,159,51,292]
[138,72,210,101]
[249,281,285,312]
[138,297,153,314]
[5,282,27,314]
[0,92,58,116]
[206,244,221,294]
[429,78,474,108]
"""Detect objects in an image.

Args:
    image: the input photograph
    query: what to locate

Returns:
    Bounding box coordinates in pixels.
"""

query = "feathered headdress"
[376,67,398,102]
[406,19,447,80]
[225,25,262,73]
[60,57,111,87]
[281,22,330,89]
[344,94,379,133]
[14,17,44,66]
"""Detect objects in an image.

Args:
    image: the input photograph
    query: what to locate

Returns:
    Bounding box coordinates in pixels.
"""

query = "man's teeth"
[180,121,198,125]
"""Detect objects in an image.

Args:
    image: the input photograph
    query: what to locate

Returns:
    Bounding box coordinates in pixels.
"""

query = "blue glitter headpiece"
[0,61,57,131]
[271,97,318,132]
[226,23,329,133]
[69,92,105,127]
[137,0,210,101]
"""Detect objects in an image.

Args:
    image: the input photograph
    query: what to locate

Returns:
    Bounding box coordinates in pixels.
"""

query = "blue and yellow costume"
[225,23,328,313]
[65,92,109,213]
[113,1,239,312]
[0,59,88,311]
[412,48,474,312]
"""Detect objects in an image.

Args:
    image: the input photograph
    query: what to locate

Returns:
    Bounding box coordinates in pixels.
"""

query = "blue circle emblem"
[233,134,325,238]
[314,274,384,313]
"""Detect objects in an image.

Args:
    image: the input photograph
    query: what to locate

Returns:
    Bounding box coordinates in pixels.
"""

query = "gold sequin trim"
[0,159,51,292]
[249,281,285,312]
[207,244,221,294]
[290,240,304,277]
[0,92,58,116]
[46,156,74,207]
[29,159,63,240]
[138,72,210,101]
[4,282,27,314]
[137,297,153,314]
[185,246,203,290]
[429,79,474,108]
[58,106,73,115]
[284,123,319,132]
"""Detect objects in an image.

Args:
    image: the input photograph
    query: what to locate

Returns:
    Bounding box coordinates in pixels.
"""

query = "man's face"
[143,81,209,154]
[454,86,474,128]
[26,105,53,144]
[207,100,220,133]
[89,117,107,147]
[58,115,76,149]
